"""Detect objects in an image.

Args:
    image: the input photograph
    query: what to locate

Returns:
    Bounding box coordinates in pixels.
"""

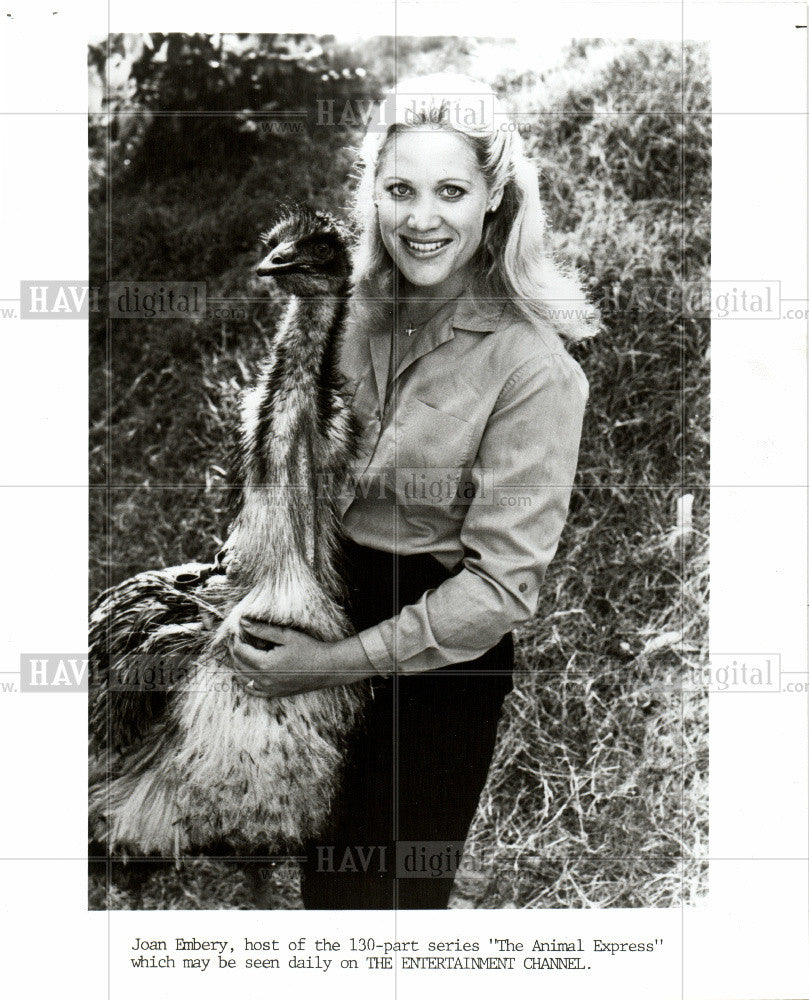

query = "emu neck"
[233,288,348,591]
[273,294,343,391]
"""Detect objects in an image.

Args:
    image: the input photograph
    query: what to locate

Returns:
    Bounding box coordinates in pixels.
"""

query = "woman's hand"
[228,617,377,699]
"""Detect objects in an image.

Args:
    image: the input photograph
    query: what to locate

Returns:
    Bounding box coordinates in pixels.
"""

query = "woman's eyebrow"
[380,175,474,184]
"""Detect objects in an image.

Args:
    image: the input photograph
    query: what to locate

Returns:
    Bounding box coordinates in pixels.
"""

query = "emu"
[89,206,365,860]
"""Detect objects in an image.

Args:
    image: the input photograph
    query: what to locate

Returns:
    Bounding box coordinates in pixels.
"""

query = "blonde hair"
[351,72,599,342]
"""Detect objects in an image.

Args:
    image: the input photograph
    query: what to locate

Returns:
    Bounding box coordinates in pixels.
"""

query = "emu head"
[256,205,353,297]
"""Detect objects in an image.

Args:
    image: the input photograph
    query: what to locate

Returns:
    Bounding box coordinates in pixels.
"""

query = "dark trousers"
[299,538,514,910]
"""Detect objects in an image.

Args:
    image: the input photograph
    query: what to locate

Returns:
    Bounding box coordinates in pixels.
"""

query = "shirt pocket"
[395,396,476,473]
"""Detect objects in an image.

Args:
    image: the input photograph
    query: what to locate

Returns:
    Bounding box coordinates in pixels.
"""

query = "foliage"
[507,40,711,487]
[89,33,375,183]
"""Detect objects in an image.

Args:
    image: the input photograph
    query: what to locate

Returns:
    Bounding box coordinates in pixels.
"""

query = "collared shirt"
[337,293,589,676]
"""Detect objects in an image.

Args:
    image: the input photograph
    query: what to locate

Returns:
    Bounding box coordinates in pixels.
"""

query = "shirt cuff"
[356,624,396,677]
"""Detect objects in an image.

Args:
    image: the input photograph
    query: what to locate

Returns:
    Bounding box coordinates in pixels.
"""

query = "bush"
[89,33,376,184]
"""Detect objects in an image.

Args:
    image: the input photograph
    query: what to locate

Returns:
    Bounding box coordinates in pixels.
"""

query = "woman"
[229,74,596,909]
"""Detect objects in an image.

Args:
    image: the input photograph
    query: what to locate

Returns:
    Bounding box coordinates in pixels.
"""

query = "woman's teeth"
[401,236,452,258]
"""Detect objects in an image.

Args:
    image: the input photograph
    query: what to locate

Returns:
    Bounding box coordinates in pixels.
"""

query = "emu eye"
[312,242,333,260]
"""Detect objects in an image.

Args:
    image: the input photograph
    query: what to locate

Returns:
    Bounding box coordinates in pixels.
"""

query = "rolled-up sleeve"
[356,351,589,676]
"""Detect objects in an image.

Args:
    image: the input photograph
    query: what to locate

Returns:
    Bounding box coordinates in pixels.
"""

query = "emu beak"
[257,239,299,277]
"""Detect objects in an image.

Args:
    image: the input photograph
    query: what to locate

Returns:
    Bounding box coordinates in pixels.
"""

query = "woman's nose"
[401,197,440,231]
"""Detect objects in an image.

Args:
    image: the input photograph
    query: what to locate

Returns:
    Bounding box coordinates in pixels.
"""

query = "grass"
[453,496,708,907]
[89,37,709,910]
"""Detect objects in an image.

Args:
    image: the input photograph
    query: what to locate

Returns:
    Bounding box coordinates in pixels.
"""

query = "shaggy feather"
[90,207,366,858]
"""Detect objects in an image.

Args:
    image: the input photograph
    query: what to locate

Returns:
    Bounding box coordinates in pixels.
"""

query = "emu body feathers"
[89,208,366,857]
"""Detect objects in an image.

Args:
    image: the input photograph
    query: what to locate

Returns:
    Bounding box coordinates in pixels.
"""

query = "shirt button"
[519,582,528,593]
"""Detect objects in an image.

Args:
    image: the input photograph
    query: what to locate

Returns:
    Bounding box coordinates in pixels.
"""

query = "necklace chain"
[387,292,462,396]
[399,295,460,337]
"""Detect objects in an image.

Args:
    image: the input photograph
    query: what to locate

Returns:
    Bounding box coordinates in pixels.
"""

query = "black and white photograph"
[86,32,709,912]
[0,2,807,998]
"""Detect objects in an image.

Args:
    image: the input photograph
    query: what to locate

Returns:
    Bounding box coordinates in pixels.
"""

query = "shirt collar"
[383,293,504,392]
[450,294,507,334]
[355,291,507,412]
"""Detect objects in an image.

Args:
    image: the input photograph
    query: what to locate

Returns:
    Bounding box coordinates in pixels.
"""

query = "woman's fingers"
[228,635,278,697]
[229,632,270,670]
[240,618,289,647]
[227,621,320,699]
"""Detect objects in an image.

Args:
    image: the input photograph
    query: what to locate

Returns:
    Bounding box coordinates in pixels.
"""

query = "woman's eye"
[386,183,411,199]
[441,185,466,200]
[312,242,333,260]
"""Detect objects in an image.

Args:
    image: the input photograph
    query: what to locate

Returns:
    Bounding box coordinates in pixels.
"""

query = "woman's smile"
[399,234,453,258]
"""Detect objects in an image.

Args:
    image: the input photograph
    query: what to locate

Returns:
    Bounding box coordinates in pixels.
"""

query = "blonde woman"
[230,74,596,908]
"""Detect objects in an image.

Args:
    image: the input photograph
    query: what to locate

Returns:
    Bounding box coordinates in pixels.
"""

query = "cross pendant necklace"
[400,295,458,337]
[389,294,460,400]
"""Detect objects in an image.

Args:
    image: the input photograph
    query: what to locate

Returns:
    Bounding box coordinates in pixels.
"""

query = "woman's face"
[375,127,498,298]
